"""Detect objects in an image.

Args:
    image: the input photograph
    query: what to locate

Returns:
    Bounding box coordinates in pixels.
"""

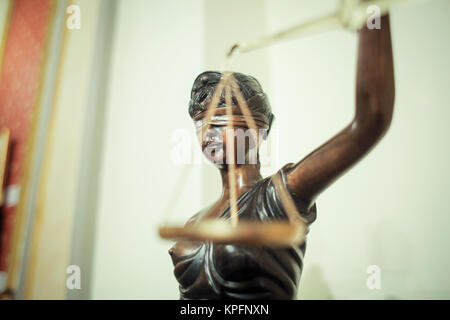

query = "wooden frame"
[0,128,9,206]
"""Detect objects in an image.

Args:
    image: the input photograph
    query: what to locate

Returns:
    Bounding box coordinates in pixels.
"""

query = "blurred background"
[0,0,449,299]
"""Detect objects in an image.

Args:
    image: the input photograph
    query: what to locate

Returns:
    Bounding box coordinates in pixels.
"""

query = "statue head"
[189,71,274,166]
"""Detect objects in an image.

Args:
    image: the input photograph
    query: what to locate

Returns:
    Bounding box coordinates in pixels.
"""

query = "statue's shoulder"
[185,210,202,226]
[271,162,318,224]
[185,204,214,225]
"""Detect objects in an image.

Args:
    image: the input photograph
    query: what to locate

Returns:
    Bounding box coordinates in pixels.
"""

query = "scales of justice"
[156,0,419,300]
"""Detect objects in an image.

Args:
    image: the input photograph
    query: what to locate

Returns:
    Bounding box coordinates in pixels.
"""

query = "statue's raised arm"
[285,14,395,209]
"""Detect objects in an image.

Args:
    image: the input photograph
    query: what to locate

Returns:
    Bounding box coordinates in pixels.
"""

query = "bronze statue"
[169,14,394,300]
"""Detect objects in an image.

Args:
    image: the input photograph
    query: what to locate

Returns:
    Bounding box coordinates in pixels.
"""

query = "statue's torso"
[169,164,317,300]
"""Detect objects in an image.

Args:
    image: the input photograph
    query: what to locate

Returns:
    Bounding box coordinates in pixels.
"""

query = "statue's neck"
[219,163,262,200]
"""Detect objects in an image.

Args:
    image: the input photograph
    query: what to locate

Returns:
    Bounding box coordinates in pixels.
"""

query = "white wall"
[91,0,205,299]
[92,0,450,299]
[266,0,450,299]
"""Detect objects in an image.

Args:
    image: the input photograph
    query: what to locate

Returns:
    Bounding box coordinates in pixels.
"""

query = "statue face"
[198,125,226,165]
[196,123,262,166]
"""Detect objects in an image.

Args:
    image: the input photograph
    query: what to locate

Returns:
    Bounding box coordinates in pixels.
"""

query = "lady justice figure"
[169,14,394,299]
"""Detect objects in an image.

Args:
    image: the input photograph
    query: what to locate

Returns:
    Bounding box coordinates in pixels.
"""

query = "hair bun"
[188,71,274,132]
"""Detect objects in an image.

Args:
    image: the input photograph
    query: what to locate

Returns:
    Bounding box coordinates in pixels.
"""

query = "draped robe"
[169,163,317,299]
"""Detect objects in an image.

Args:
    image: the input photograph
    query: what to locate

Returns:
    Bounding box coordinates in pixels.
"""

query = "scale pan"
[158,219,307,246]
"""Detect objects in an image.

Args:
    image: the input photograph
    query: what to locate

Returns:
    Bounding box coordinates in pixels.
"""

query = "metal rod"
[228,0,426,57]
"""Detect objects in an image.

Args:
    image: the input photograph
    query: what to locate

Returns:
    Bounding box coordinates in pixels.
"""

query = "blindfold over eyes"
[194,113,270,130]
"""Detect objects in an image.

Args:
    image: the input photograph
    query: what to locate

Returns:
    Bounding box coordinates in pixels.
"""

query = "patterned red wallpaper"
[0,0,53,272]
